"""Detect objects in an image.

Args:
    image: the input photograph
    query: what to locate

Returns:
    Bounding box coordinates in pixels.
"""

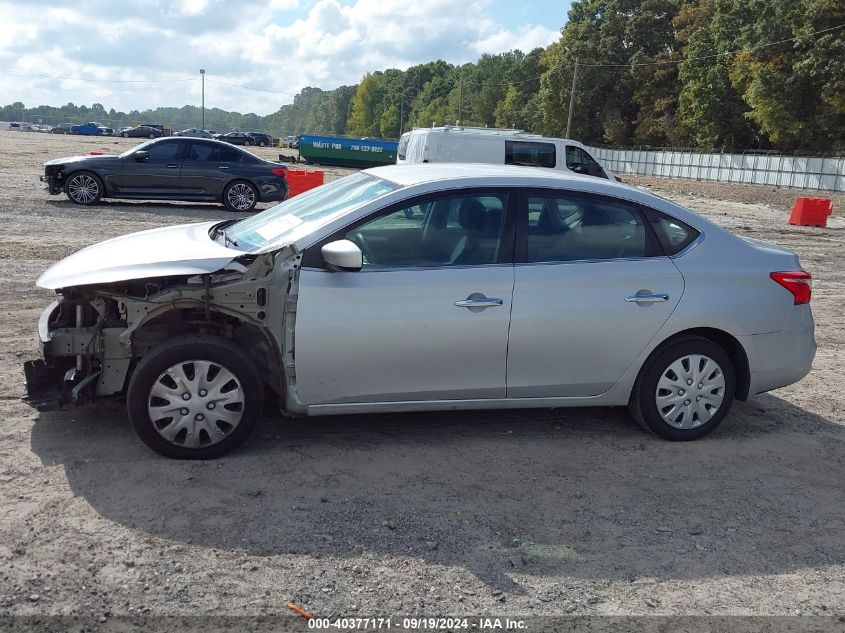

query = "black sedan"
[247,132,273,147]
[41,138,289,212]
[119,125,163,139]
[215,132,253,146]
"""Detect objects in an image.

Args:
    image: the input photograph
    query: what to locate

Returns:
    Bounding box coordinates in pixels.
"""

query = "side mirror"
[322,239,362,272]
[134,150,149,162]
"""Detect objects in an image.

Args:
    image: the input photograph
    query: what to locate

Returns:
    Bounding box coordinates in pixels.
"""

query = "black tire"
[63,170,104,206]
[222,180,258,212]
[149,133,155,139]
[122,132,130,138]
[258,141,266,147]
[127,335,264,459]
[628,336,735,441]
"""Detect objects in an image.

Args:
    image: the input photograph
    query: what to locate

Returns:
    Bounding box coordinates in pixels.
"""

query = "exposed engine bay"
[23,248,303,413]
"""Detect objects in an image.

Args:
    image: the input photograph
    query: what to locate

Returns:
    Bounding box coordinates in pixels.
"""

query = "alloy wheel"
[67,174,99,204]
[227,183,255,211]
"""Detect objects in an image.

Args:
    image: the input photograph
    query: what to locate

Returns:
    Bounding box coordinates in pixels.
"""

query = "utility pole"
[457,78,464,125]
[399,94,404,135]
[566,57,578,138]
[200,69,206,130]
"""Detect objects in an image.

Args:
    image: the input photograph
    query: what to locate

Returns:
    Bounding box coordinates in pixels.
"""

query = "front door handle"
[165,163,179,169]
[455,297,503,308]
[218,165,229,170]
[625,293,669,303]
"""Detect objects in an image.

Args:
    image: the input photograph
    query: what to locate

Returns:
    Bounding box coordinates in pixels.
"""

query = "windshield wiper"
[213,224,239,248]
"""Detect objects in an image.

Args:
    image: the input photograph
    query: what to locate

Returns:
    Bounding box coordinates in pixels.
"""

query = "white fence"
[588,146,845,193]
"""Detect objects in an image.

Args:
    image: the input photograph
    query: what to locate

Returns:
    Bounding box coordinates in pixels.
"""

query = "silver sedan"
[25,164,816,458]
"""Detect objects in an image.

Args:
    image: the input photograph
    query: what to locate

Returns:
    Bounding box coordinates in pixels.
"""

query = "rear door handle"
[455,298,503,308]
[165,163,179,169]
[218,165,229,170]
[625,293,669,303]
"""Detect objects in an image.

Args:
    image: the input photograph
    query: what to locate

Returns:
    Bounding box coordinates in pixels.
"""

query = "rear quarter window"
[641,207,700,255]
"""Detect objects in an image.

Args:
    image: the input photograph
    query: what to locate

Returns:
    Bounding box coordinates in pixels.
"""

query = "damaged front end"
[22,248,296,412]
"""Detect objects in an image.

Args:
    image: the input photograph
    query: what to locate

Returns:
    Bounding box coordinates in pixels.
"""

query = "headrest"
[458,199,486,231]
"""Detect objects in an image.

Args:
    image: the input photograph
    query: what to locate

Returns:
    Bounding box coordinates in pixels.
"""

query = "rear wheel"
[64,171,104,206]
[258,140,266,147]
[629,336,735,440]
[223,180,258,212]
[127,335,263,459]
[149,133,155,139]
[122,132,130,138]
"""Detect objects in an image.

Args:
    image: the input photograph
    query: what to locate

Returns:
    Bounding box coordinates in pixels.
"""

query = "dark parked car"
[215,132,253,146]
[50,123,73,134]
[119,125,163,139]
[247,132,273,147]
[41,137,289,212]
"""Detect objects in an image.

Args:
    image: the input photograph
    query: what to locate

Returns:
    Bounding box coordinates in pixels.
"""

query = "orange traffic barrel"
[285,170,324,198]
[788,197,832,228]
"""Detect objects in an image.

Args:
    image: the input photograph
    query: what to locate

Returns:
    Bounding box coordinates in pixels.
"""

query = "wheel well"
[131,308,284,397]
[62,169,104,191]
[650,328,751,400]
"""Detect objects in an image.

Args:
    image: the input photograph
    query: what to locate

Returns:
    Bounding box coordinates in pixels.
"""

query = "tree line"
[3,0,843,152]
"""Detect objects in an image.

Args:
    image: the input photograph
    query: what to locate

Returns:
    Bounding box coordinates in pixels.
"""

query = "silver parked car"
[23,164,816,458]
[174,128,213,138]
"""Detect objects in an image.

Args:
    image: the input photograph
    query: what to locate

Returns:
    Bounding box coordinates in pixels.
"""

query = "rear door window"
[522,192,647,262]
[186,142,219,161]
[218,145,242,163]
[505,141,556,168]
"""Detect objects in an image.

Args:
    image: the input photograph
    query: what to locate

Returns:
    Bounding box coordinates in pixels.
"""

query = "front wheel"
[123,132,130,138]
[223,180,258,212]
[64,171,104,206]
[628,336,735,441]
[127,335,264,459]
[149,133,156,139]
[258,141,266,147]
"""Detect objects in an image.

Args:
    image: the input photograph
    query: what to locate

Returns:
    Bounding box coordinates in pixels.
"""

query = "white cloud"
[0,0,561,117]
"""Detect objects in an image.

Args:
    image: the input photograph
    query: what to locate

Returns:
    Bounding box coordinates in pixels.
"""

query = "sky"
[0,0,570,116]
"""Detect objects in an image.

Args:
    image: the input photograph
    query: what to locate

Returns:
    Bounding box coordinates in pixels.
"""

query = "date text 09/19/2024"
[307,617,527,630]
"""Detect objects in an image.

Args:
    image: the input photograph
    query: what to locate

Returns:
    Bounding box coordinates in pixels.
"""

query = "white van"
[397,126,616,181]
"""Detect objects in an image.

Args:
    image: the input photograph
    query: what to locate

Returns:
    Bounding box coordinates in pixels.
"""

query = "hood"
[37,222,241,290]
[44,155,122,166]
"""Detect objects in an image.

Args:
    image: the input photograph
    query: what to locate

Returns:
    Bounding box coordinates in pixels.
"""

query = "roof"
[367,162,635,192]
[362,163,710,230]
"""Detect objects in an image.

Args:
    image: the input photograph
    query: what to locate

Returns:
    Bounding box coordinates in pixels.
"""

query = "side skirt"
[306,393,632,416]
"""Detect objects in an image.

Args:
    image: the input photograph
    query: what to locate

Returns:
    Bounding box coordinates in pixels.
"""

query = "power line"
[459,21,845,87]
[578,22,845,67]
[205,78,300,97]
[0,67,197,83]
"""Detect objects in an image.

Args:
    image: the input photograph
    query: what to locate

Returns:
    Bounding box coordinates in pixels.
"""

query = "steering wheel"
[351,231,374,266]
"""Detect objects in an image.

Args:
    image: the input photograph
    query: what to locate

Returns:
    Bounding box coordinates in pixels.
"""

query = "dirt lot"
[0,130,844,628]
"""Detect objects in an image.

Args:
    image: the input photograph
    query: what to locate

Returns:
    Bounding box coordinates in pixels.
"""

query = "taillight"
[271,167,287,177]
[770,271,812,305]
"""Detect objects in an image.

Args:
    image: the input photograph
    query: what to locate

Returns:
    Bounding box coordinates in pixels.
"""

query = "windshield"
[226,172,400,251]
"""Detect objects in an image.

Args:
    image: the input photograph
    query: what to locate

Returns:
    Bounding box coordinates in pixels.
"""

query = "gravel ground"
[621,174,845,217]
[0,131,844,630]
